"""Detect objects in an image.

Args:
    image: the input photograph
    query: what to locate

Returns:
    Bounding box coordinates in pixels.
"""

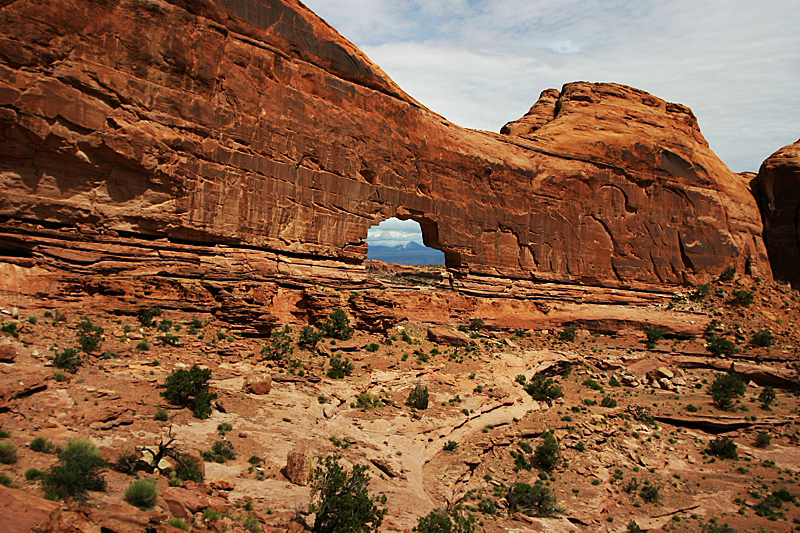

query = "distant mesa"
[367,242,445,266]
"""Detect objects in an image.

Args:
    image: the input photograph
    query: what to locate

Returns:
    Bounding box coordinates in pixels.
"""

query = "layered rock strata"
[0,0,771,295]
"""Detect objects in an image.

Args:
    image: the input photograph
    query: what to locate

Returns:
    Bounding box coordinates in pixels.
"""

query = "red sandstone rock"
[0,485,60,533]
[243,374,272,395]
[0,343,15,363]
[0,0,769,292]
[284,446,312,486]
[426,326,470,346]
[753,139,800,283]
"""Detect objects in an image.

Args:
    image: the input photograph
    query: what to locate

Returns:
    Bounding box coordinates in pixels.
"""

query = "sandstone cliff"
[753,139,800,283]
[0,0,770,292]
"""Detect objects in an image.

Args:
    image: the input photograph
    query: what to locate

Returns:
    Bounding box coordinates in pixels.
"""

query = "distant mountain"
[366,241,445,265]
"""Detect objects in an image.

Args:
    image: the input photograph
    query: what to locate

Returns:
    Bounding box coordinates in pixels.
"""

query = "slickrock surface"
[753,139,800,283]
[0,0,770,291]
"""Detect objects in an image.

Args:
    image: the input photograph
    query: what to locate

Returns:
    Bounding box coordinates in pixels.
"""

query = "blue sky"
[303,0,799,173]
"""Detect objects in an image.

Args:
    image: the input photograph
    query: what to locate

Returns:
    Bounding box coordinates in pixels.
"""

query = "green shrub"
[506,481,558,516]
[754,432,771,448]
[718,266,736,282]
[364,343,379,353]
[159,333,180,346]
[243,514,260,533]
[686,404,699,412]
[731,290,754,306]
[639,484,660,503]
[166,519,189,531]
[25,468,45,481]
[759,386,776,408]
[750,329,774,347]
[136,340,150,351]
[469,318,484,331]
[706,336,737,357]
[355,392,382,410]
[30,437,53,453]
[173,455,203,482]
[576,441,586,452]
[138,306,162,328]
[203,508,223,522]
[157,319,173,332]
[627,520,645,533]
[327,354,354,379]
[299,326,324,350]
[643,326,665,344]
[309,455,387,533]
[76,317,103,353]
[261,325,294,361]
[609,376,621,387]
[217,422,233,436]
[558,326,577,342]
[28,316,38,324]
[415,508,478,533]
[582,378,603,391]
[702,524,737,533]
[406,384,429,410]
[321,310,354,341]
[43,439,106,501]
[154,408,168,421]
[54,372,65,382]
[0,440,18,464]
[691,284,711,301]
[523,374,563,402]
[203,440,235,463]
[162,365,217,419]
[0,429,8,438]
[443,441,457,452]
[706,437,738,459]
[52,348,81,373]
[1,322,18,338]
[709,373,746,410]
[0,473,16,488]
[124,479,158,509]
[534,432,560,471]
[601,396,617,408]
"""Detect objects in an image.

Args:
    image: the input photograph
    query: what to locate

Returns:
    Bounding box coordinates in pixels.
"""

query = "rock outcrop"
[753,139,800,283]
[0,0,770,295]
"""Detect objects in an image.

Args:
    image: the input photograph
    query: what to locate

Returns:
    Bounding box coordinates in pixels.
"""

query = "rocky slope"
[0,0,770,293]
[753,139,800,284]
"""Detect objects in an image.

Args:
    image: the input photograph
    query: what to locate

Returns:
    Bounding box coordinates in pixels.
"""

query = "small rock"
[0,344,16,363]
[426,327,469,346]
[209,479,234,491]
[243,374,272,395]
[285,446,313,486]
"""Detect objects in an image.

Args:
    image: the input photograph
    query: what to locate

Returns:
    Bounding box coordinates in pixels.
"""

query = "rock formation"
[0,0,770,296]
[753,139,800,283]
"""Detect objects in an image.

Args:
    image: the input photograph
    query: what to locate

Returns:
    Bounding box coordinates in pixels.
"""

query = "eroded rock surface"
[753,139,800,283]
[0,0,769,292]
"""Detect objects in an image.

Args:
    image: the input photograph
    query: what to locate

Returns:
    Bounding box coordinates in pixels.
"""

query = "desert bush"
[506,481,558,516]
[25,468,45,481]
[639,484,660,503]
[718,266,736,282]
[443,441,457,452]
[754,432,771,448]
[626,520,644,533]
[159,333,180,346]
[406,384,429,410]
[173,455,203,482]
[327,354,354,379]
[243,514,260,533]
[217,422,233,436]
[0,429,9,438]
[0,473,16,488]
[709,373,745,410]
[136,340,150,351]
[202,440,235,463]
[52,348,81,373]
[261,325,293,361]
[609,376,621,387]
[758,386,776,408]
[154,408,168,421]
[754,489,795,519]
[643,326,665,344]
[750,329,774,347]
[702,523,737,533]
[1,322,18,338]
[534,432,560,471]
[731,290,754,306]
[355,392,382,410]
[309,455,387,533]
[166,519,189,531]
[706,336,737,357]
[364,343,380,353]
[124,479,158,509]
[582,378,603,391]
[43,439,106,501]
[523,374,563,402]
[706,437,738,459]
[138,306,162,328]
[601,396,617,408]
[0,441,18,464]
[162,365,217,419]
[691,284,711,301]
[558,326,577,342]
[469,318,484,331]
[30,437,54,453]
[298,325,324,350]
[321,310,354,341]
[415,508,478,533]
[76,317,103,353]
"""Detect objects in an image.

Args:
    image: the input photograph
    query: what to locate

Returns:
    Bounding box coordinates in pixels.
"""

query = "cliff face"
[0,0,770,290]
[753,139,800,283]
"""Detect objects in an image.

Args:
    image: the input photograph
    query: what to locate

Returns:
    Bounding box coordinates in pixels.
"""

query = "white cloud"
[303,0,800,171]
[367,218,424,247]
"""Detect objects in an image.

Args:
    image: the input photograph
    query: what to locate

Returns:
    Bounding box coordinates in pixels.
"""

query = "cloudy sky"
[303,0,799,174]
[366,218,425,247]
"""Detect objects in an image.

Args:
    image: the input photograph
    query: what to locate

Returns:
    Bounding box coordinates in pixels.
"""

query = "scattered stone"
[285,446,313,486]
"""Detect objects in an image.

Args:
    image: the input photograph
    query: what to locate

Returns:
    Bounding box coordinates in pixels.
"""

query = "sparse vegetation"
[154,408,168,421]
[0,440,18,464]
[758,386,776,408]
[124,479,159,509]
[506,481,558,516]
[718,266,736,282]
[443,441,458,452]
[706,436,738,459]
[43,439,106,501]
[299,325,324,350]
[730,290,754,306]
[406,384,429,410]
[533,432,560,471]
[523,374,564,402]
[415,508,478,533]
[162,364,218,419]
[706,336,737,356]
[261,325,294,361]
[321,309,354,341]
[750,329,774,347]
[754,431,771,448]
[709,373,746,410]
[327,354,354,379]
[691,283,711,301]
[30,437,54,453]
[202,440,236,463]
[52,347,81,373]
[558,326,577,342]
[76,316,103,353]
[309,455,387,533]
[138,306,162,328]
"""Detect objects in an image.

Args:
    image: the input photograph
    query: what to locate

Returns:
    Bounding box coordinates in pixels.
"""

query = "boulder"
[0,344,16,363]
[427,327,470,346]
[0,485,60,533]
[285,446,313,486]
[243,374,272,395]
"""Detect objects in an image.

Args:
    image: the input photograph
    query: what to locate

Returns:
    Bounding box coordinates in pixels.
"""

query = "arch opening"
[366,217,446,266]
